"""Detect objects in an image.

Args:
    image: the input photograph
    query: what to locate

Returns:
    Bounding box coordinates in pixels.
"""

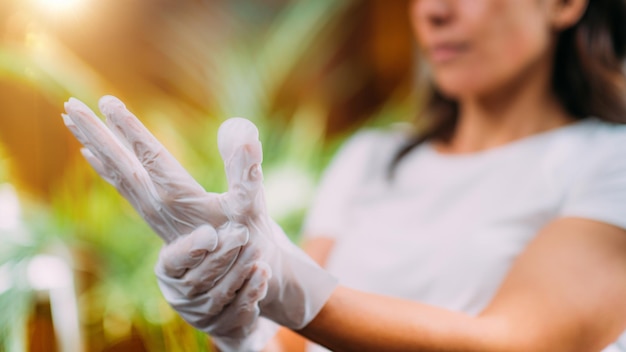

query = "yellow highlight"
[34,0,84,13]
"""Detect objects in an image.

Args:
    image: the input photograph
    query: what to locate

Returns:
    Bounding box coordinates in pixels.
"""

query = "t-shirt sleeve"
[301,131,380,239]
[559,126,626,230]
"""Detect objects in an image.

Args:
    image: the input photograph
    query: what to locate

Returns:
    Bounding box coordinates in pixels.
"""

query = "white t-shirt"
[303,118,626,352]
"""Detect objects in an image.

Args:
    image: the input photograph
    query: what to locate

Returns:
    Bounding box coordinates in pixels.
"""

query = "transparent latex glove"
[62,95,263,243]
[155,224,279,351]
[154,120,338,330]
[62,95,336,330]
[62,96,271,347]
[213,213,338,330]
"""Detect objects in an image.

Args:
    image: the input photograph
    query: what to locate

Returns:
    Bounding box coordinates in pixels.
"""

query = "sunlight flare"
[34,0,85,14]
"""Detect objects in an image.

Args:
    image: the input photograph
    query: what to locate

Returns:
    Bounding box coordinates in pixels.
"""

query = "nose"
[413,0,454,27]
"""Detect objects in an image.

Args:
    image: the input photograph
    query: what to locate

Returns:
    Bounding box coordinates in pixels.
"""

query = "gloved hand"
[62,96,273,349]
[63,95,337,335]
[155,224,280,351]
[63,95,265,243]
[154,117,338,330]
[215,211,339,330]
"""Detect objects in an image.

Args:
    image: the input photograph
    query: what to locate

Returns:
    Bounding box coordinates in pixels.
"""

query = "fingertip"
[98,95,126,117]
[216,222,250,253]
[98,94,122,106]
[248,261,270,300]
[254,261,272,280]
[190,224,219,254]
[218,119,264,195]
[217,117,260,162]
[159,230,213,278]
[61,113,73,126]
[64,97,89,114]
[62,113,89,145]
[66,97,80,107]
[236,223,251,246]
[79,147,93,159]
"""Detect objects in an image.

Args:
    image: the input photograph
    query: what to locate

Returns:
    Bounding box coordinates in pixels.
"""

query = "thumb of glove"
[217,118,266,219]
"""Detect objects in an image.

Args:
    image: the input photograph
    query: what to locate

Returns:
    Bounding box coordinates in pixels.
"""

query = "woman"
[63,0,626,351]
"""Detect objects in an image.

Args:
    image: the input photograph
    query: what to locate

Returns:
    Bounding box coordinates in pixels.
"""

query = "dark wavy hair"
[390,0,626,174]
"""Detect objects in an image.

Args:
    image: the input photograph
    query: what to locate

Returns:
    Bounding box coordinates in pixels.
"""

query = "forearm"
[296,219,626,352]
[298,286,520,352]
[271,328,306,352]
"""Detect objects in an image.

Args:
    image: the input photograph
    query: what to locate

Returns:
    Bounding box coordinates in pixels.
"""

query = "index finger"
[98,95,207,199]
[64,98,181,242]
[158,225,219,278]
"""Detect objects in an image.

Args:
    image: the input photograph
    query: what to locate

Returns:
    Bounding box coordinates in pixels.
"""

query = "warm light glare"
[0,184,21,231]
[27,255,72,290]
[34,0,85,14]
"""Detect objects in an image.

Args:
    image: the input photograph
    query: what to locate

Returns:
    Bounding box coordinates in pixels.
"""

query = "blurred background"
[0,0,419,350]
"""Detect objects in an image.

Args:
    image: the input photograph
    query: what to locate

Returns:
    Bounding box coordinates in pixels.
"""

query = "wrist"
[260,250,338,329]
[211,318,280,352]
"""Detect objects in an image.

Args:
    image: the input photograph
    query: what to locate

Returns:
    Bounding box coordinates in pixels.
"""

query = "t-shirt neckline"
[422,117,595,161]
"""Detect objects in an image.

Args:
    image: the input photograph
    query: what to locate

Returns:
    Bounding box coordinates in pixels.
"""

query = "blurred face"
[411,0,557,99]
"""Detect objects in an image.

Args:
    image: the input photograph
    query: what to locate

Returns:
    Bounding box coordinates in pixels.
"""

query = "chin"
[432,70,493,100]
[434,80,479,100]
[436,84,463,99]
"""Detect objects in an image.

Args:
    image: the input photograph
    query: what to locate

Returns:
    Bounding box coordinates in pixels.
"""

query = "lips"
[427,42,469,63]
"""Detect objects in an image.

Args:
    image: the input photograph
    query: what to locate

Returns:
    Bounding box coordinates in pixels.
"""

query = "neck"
[439,56,575,154]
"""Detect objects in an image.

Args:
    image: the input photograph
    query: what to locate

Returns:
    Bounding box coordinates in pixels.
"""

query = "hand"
[155,224,274,339]
[62,96,273,347]
[62,95,263,243]
[150,117,338,330]
[208,214,338,330]
[155,225,281,352]
[63,95,337,336]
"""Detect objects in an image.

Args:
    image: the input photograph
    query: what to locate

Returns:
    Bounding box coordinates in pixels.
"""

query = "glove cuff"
[261,247,339,330]
[211,318,280,352]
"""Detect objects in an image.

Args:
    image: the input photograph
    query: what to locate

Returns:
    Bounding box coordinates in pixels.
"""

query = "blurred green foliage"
[0,1,379,351]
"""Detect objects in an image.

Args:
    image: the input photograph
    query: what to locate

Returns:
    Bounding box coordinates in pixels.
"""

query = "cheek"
[434,36,549,98]
[433,3,552,98]
[487,15,550,77]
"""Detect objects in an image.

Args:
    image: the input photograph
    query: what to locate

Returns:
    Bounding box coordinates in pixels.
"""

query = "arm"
[66,98,626,351]
[299,217,626,352]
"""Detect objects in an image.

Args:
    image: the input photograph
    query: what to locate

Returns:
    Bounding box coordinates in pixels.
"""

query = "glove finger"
[98,96,209,204]
[79,148,116,185]
[179,223,252,297]
[158,225,219,278]
[207,261,270,338]
[64,99,144,183]
[80,147,158,215]
[64,98,180,242]
[185,228,261,296]
[162,261,257,330]
[217,118,265,218]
